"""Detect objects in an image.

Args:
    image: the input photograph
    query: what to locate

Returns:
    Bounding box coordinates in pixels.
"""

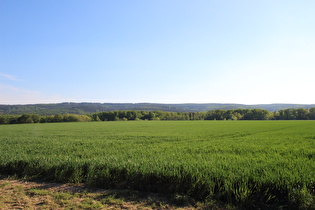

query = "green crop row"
[0,121,315,208]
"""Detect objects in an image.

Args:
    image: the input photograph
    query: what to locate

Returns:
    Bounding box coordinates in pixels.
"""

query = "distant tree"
[126,111,134,120]
[296,108,309,120]
[229,112,242,120]
[17,114,40,123]
[205,110,226,120]
[283,109,297,120]
[308,107,315,120]
[91,114,101,121]
[63,114,79,122]
[53,114,64,122]
[0,115,9,124]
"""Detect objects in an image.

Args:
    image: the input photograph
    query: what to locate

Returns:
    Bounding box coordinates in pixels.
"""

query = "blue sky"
[1,0,315,105]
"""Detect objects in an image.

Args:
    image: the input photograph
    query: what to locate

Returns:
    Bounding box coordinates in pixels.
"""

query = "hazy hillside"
[1,103,315,115]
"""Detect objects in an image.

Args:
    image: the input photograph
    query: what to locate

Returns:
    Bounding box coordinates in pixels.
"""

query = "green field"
[1,121,315,208]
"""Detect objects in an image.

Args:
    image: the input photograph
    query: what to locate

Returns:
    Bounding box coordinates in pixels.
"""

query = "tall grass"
[1,121,315,208]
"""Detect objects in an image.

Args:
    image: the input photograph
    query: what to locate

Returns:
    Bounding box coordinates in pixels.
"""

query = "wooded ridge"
[1,102,315,115]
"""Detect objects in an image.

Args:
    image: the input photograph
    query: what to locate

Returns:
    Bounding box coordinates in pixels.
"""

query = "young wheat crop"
[0,121,314,208]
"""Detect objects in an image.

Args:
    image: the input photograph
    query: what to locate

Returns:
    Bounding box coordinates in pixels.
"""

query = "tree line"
[0,108,315,124]
[91,108,315,121]
[0,114,91,124]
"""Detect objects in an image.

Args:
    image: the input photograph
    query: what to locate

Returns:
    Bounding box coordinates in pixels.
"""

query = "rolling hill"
[1,102,315,115]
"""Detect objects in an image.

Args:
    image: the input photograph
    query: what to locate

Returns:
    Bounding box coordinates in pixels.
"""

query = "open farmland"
[1,121,315,208]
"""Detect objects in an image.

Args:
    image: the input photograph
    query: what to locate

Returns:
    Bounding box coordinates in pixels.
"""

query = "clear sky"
[1,0,315,105]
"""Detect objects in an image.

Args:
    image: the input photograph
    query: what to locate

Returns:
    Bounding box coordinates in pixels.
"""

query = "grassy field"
[0,121,315,208]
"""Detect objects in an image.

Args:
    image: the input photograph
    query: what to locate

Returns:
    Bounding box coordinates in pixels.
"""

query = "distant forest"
[1,102,315,115]
[1,108,315,124]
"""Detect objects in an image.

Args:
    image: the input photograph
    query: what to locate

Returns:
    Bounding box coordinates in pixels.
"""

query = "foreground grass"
[0,178,226,209]
[1,121,315,208]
